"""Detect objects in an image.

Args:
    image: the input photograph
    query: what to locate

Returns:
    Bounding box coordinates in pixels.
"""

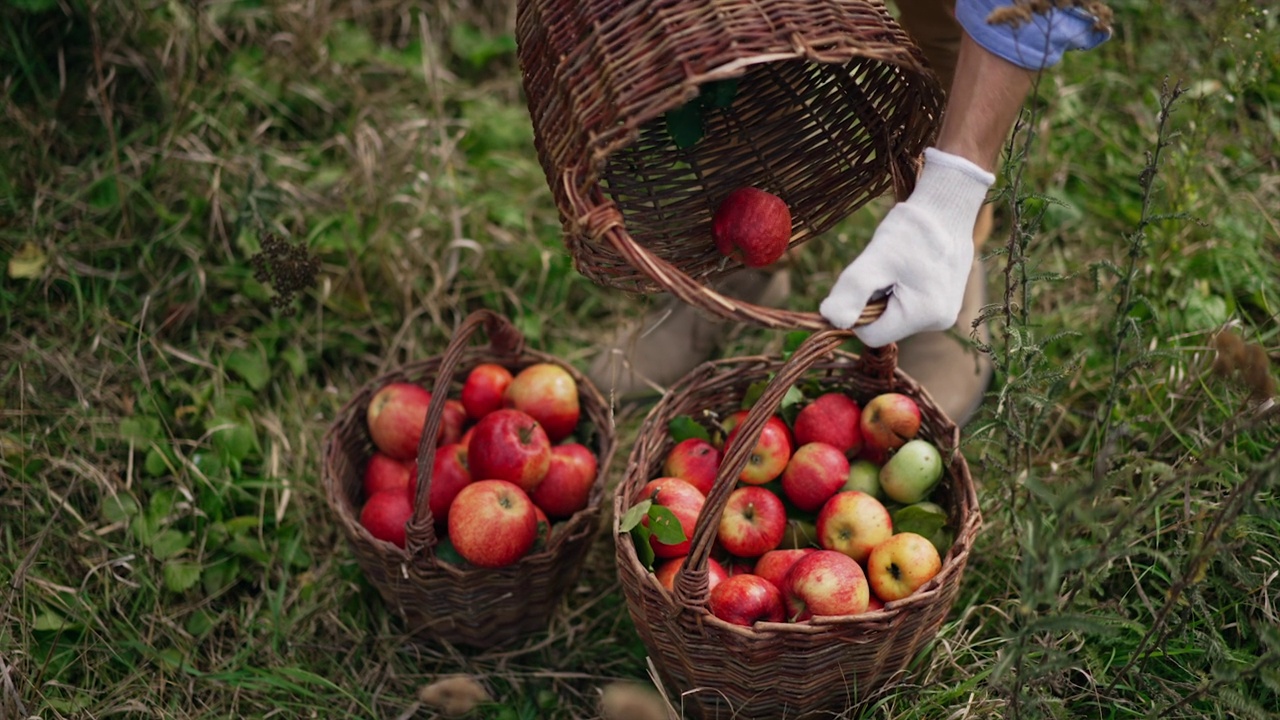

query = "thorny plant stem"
[1090,78,1186,479]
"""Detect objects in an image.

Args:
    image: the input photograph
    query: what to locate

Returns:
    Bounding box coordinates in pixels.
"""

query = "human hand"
[819,148,994,347]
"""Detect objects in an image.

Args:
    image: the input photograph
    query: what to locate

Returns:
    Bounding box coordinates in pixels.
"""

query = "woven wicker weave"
[322,310,616,648]
[517,0,945,329]
[612,331,981,718]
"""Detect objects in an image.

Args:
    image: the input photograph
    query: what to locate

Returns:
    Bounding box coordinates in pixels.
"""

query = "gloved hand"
[819,147,995,347]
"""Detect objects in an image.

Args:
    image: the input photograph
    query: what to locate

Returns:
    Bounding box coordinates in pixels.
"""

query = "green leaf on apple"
[619,499,653,533]
[665,102,704,149]
[646,505,687,545]
[632,526,655,569]
[435,536,468,566]
[891,502,953,555]
[741,379,768,409]
[668,415,711,444]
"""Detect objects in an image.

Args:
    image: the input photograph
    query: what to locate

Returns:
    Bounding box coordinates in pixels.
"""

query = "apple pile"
[357,362,598,568]
[627,390,955,626]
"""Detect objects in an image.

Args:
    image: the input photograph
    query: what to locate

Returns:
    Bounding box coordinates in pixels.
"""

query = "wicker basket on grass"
[612,330,981,718]
[517,0,945,330]
[322,309,617,649]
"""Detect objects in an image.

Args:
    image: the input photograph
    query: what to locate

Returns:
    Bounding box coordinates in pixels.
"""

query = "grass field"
[2,0,1278,718]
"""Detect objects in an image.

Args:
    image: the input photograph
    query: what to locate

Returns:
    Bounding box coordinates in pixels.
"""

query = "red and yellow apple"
[815,490,893,564]
[529,442,598,518]
[366,382,433,461]
[447,479,538,568]
[635,477,706,559]
[724,415,792,485]
[504,363,580,442]
[752,547,815,593]
[781,442,850,512]
[662,437,722,496]
[793,392,863,456]
[460,362,513,421]
[466,408,552,492]
[865,531,942,602]
[782,549,870,620]
[654,555,729,593]
[860,393,921,456]
[709,573,787,626]
[717,485,787,558]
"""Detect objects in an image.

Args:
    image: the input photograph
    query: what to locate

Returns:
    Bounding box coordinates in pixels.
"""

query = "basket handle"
[671,331,900,609]
[404,309,526,556]
[564,171,889,331]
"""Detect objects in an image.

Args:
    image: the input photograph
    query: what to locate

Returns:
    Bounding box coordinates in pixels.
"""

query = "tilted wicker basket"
[322,310,617,648]
[612,330,981,717]
[517,0,945,329]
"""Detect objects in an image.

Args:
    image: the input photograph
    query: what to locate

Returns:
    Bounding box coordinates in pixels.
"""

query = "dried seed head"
[600,682,673,720]
[1241,342,1276,401]
[1211,328,1247,377]
[417,675,490,717]
[988,1,1113,33]
[249,233,321,315]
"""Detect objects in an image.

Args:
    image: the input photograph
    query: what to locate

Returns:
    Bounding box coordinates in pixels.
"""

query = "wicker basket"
[612,330,981,718]
[322,309,617,648]
[517,0,945,330]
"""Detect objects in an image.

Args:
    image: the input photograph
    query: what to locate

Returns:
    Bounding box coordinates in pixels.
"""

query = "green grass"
[2,0,1278,718]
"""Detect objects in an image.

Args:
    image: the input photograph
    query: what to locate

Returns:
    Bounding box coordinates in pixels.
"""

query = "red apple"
[815,490,893,564]
[529,442,598,518]
[712,187,792,268]
[447,479,538,568]
[717,486,787,558]
[408,442,470,528]
[362,452,414,498]
[753,548,815,592]
[466,408,552,492]
[781,442,850,512]
[793,393,863,456]
[461,362,513,420]
[782,549,870,620]
[724,415,792,485]
[860,393,921,455]
[459,426,475,451]
[366,382,433,461]
[635,477,706,559]
[532,504,552,550]
[662,438,722,496]
[709,573,787,626]
[654,555,729,593]
[866,531,943,602]
[504,363,580,442]
[440,399,467,447]
[359,488,415,548]
[866,594,885,612]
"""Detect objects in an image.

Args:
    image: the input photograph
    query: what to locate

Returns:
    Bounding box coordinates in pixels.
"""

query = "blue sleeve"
[956,0,1112,70]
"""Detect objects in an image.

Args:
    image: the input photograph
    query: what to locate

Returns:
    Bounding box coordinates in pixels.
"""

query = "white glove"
[819,148,995,348]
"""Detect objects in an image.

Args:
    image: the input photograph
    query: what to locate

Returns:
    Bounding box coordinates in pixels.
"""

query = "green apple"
[878,439,943,504]
[842,459,883,499]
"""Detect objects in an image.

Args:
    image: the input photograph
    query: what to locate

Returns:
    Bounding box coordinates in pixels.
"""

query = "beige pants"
[895,0,963,93]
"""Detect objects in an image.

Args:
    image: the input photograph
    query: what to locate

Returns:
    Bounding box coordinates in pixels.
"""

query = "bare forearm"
[934,33,1035,173]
